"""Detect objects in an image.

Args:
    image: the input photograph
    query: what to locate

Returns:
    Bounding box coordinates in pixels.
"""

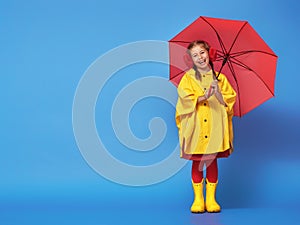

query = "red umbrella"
[169,16,278,117]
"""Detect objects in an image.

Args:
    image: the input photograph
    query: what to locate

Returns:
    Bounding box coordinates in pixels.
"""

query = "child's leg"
[206,158,218,183]
[191,160,204,183]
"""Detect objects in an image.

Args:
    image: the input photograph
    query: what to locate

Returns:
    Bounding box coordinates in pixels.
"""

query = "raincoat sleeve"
[218,74,236,116]
[175,74,201,130]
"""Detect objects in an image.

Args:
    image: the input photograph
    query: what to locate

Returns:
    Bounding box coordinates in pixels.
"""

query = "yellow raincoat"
[175,69,236,159]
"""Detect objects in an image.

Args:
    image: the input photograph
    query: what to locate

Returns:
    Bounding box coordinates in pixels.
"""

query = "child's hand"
[210,80,219,94]
[204,80,220,99]
[205,86,214,99]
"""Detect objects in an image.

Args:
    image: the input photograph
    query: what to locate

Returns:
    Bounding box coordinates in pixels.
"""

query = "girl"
[175,40,236,213]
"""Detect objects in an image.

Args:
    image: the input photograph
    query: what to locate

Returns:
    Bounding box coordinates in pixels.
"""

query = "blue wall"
[1,0,299,215]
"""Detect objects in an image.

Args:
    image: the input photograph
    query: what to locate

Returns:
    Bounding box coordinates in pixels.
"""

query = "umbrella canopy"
[169,16,278,117]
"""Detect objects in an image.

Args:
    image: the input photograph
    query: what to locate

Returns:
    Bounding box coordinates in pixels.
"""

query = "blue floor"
[1,203,299,225]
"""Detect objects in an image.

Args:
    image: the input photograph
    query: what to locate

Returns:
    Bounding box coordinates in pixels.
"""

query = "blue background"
[1,0,300,224]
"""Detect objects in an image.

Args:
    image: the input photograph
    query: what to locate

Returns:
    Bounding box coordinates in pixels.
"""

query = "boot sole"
[191,210,205,214]
[206,210,221,213]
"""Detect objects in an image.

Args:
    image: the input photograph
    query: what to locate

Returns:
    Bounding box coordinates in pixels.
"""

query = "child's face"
[189,44,210,72]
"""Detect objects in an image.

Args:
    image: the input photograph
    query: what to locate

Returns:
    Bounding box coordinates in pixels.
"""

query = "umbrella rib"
[229,49,277,99]
[170,40,194,44]
[200,17,228,55]
[225,60,242,117]
[230,50,277,96]
[228,22,248,53]
[231,50,277,58]
[170,70,188,81]
[201,17,233,77]
[229,59,275,96]
[229,58,254,71]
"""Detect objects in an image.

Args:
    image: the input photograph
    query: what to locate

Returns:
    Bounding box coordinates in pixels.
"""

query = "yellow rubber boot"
[205,179,221,213]
[190,179,205,213]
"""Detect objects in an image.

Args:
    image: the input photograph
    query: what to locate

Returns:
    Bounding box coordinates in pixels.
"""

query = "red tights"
[191,159,218,183]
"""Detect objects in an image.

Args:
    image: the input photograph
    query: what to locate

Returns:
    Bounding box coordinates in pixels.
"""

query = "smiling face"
[189,44,211,73]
